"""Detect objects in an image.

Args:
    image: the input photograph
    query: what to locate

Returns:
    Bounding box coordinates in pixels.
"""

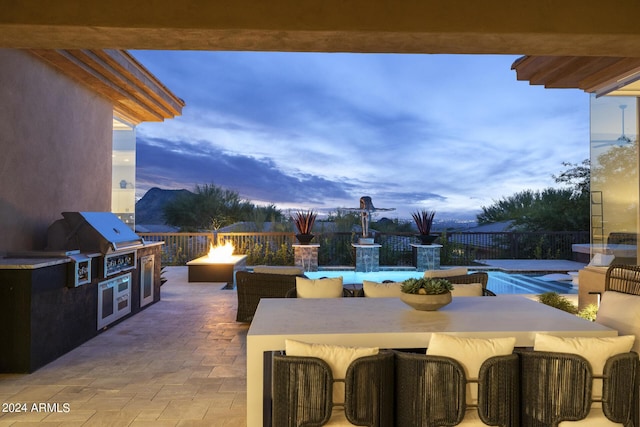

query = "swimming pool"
[304,270,577,295]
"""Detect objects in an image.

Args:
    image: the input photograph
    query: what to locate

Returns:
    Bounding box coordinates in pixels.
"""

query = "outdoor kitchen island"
[0,212,164,373]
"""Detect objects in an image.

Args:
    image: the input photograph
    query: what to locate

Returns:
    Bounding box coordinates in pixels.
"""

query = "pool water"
[304,270,577,295]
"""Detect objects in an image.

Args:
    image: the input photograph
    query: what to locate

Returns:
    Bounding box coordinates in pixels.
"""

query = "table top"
[248,295,616,348]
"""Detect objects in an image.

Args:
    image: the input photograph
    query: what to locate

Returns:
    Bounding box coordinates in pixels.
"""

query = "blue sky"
[132,51,589,222]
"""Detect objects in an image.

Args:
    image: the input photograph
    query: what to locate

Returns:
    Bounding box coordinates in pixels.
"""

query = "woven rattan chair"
[519,350,638,427]
[605,264,640,294]
[599,264,640,427]
[272,350,394,426]
[394,351,519,426]
[235,271,303,322]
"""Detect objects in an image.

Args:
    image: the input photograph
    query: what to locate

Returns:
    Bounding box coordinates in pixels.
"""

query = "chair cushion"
[252,265,304,275]
[426,333,516,405]
[457,408,490,426]
[595,291,640,354]
[450,283,483,297]
[362,280,403,297]
[558,407,621,426]
[534,333,635,402]
[285,339,379,405]
[295,277,344,298]
[588,253,615,267]
[424,267,468,278]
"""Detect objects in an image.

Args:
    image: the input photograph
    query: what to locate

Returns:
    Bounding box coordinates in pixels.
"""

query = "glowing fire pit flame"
[207,242,235,263]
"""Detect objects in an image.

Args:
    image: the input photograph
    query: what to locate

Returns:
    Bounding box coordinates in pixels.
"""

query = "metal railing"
[139,230,590,266]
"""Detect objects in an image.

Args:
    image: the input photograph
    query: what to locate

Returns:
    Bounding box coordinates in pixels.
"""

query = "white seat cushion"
[595,291,640,354]
[252,265,304,275]
[295,276,344,298]
[326,408,357,426]
[424,267,468,278]
[451,283,483,297]
[558,407,622,426]
[457,408,489,426]
[588,253,615,267]
[362,280,403,297]
[426,333,516,405]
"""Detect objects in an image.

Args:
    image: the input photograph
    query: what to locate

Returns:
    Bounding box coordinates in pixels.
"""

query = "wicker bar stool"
[272,350,394,426]
[394,351,519,426]
[520,350,638,427]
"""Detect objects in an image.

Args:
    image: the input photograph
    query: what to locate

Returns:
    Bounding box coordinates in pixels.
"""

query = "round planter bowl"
[400,291,452,311]
[416,234,439,245]
[295,234,315,245]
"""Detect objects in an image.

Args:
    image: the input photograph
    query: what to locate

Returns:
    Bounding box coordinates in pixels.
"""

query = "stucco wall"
[0,49,113,252]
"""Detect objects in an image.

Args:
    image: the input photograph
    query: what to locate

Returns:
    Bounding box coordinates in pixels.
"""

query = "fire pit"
[186,242,247,285]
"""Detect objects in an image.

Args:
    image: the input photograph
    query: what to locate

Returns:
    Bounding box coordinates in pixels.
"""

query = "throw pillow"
[595,291,640,354]
[362,280,403,297]
[285,339,379,405]
[295,276,344,298]
[450,283,483,297]
[424,267,468,278]
[252,265,304,275]
[426,333,516,405]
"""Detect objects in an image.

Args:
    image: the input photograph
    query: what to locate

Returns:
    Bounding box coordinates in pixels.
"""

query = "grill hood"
[47,212,145,254]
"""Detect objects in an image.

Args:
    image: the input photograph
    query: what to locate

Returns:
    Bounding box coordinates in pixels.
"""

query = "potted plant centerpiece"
[412,209,438,245]
[292,209,317,244]
[400,277,454,311]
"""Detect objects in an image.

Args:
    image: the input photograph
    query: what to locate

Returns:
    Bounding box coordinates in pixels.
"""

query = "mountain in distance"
[135,187,192,225]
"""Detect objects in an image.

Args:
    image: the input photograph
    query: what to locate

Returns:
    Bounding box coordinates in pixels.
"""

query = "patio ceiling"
[2,1,640,57]
[512,56,640,97]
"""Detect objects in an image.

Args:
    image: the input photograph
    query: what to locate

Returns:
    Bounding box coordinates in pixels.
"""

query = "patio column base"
[293,244,319,272]
[411,244,443,271]
[352,243,381,272]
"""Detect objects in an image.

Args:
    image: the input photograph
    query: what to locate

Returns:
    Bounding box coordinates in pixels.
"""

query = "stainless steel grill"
[45,211,147,281]
[47,211,145,254]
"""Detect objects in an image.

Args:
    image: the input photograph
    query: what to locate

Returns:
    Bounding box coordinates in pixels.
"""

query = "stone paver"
[0,267,248,426]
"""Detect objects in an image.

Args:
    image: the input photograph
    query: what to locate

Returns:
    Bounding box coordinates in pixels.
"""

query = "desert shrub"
[577,304,598,321]
[538,292,578,314]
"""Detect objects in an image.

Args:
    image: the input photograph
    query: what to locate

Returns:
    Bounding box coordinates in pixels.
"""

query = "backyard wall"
[0,49,113,252]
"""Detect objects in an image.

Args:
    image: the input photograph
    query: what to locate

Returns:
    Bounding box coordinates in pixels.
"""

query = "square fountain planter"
[351,243,381,272]
[187,255,247,285]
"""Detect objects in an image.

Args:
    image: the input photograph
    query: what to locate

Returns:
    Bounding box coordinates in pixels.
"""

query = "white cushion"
[295,276,344,298]
[558,407,621,426]
[327,408,356,426]
[252,265,304,275]
[451,283,483,297]
[362,280,403,297]
[534,334,634,403]
[424,267,468,278]
[426,333,516,405]
[285,339,379,405]
[457,408,489,426]
[596,291,640,354]
[588,253,615,267]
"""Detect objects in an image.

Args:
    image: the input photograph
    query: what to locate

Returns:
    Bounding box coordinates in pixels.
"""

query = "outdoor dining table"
[246,295,617,427]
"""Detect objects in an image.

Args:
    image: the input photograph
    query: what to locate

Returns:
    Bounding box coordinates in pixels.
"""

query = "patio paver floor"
[0,266,249,426]
[0,261,584,426]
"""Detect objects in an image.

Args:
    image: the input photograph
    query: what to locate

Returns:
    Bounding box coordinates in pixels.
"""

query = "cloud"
[133,51,590,221]
[136,136,356,205]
